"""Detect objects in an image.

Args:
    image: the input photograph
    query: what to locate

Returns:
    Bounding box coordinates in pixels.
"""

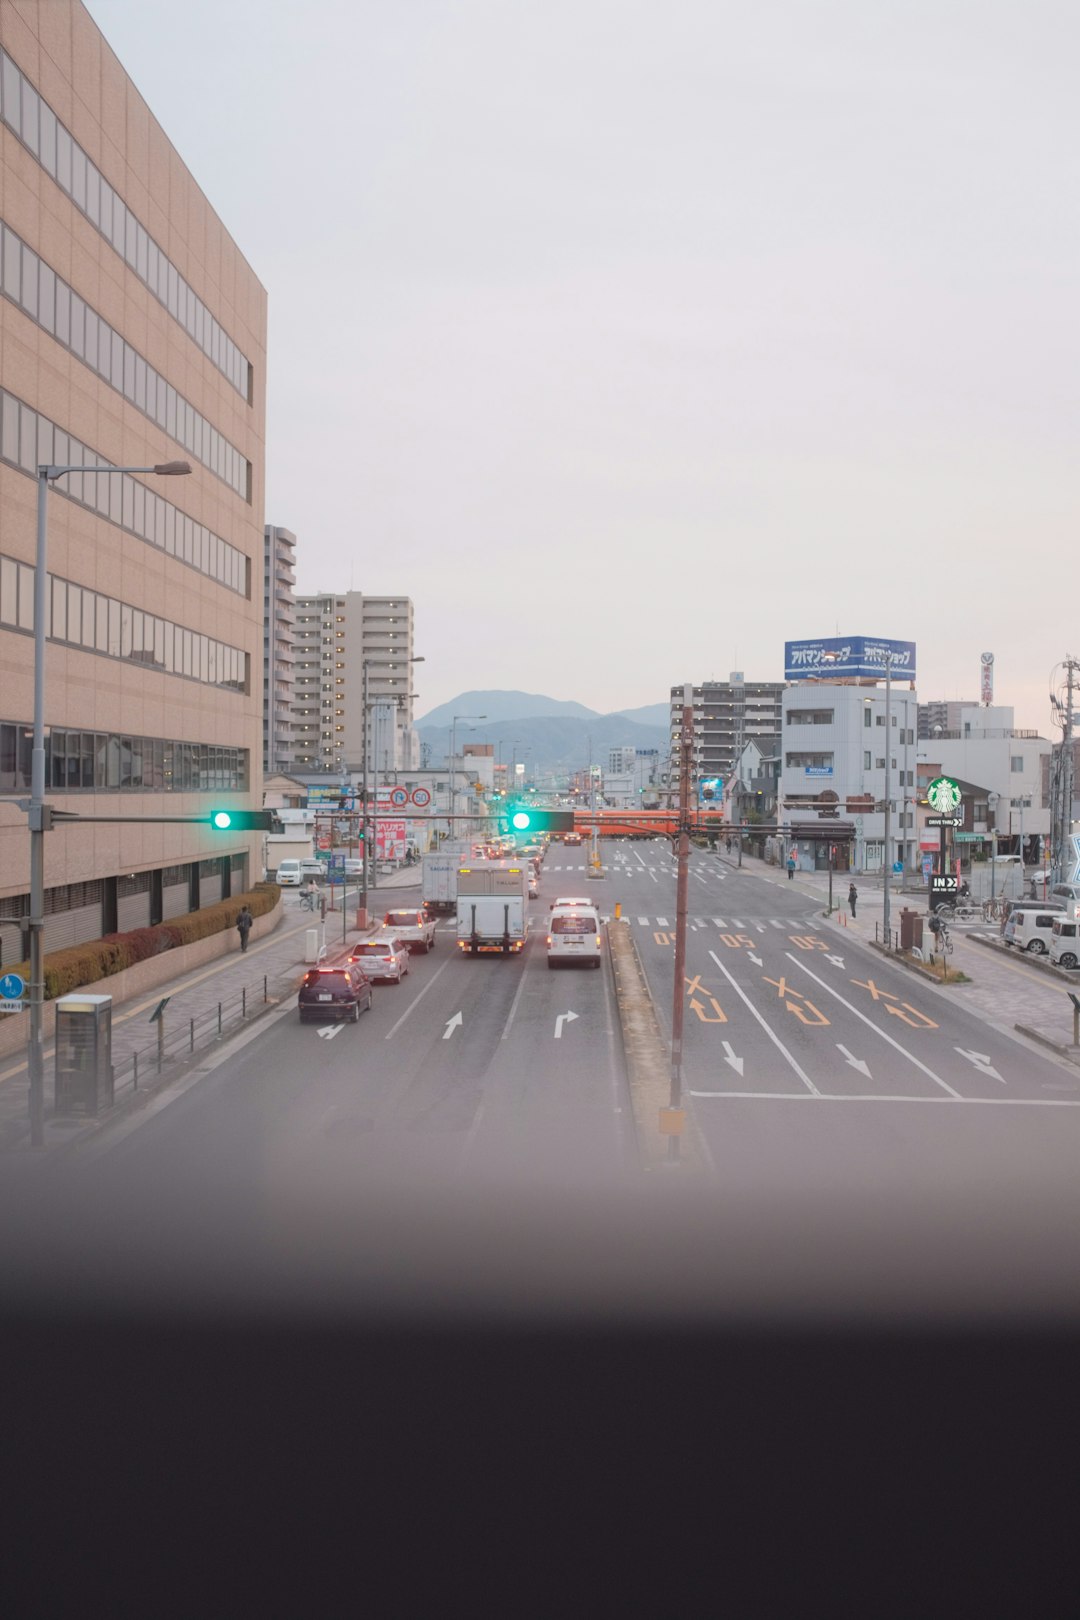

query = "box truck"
[455,863,529,955]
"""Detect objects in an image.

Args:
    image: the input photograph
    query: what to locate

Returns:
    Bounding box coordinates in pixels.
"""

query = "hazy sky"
[86,0,1077,730]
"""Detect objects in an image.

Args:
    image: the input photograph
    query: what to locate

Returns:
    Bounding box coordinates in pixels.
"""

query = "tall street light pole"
[360,654,423,926]
[27,458,191,1146]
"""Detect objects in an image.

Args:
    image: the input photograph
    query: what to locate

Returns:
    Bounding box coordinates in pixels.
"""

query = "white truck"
[456,862,529,956]
[422,845,471,913]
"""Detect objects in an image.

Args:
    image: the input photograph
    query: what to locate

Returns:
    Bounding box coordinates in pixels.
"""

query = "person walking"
[848,882,858,919]
[236,904,253,952]
[786,854,796,880]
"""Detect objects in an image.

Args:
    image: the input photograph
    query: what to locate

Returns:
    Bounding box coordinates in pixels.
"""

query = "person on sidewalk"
[786,855,796,880]
[236,905,253,953]
[848,882,858,919]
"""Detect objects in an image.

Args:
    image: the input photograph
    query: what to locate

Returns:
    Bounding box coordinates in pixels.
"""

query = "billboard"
[980,651,994,705]
[784,636,916,681]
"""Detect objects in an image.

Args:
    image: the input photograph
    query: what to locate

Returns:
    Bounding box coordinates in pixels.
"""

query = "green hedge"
[4,883,280,1003]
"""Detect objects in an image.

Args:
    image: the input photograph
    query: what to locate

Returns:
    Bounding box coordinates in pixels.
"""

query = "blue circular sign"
[0,971,26,999]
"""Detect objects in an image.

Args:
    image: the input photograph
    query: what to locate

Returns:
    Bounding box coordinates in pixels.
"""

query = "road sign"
[926,815,962,827]
[0,1000,23,1015]
[892,861,903,874]
[411,787,432,808]
[316,829,332,850]
[390,787,408,807]
[0,971,26,1000]
[921,855,933,879]
[148,997,171,1023]
[930,874,959,900]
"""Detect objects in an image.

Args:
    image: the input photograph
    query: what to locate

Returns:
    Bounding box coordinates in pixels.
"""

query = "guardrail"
[111,974,275,1097]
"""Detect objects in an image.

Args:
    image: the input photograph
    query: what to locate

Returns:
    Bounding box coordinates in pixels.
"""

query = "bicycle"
[928,918,953,956]
[298,889,318,913]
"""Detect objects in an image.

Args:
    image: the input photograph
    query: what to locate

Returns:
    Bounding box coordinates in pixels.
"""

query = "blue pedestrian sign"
[0,971,25,1000]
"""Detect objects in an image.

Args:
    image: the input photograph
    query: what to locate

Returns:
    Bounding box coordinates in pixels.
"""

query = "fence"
[112,974,273,1097]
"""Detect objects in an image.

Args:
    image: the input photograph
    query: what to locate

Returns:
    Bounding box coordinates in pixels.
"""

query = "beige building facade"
[292,592,417,775]
[0,2,266,964]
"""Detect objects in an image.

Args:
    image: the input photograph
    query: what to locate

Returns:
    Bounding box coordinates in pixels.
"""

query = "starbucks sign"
[926,776,962,814]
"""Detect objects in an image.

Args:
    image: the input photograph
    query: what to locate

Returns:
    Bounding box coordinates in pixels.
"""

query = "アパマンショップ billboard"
[784,636,916,681]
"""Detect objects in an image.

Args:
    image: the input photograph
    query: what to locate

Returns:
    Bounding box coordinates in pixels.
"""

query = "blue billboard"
[784,636,916,682]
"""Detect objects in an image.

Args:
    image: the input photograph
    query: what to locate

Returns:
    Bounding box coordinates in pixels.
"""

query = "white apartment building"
[917,705,1051,841]
[263,526,296,775]
[291,591,418,775]
[781,681,920,873]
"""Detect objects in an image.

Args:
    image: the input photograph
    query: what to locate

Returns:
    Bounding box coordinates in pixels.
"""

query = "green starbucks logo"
[926,776,962,814]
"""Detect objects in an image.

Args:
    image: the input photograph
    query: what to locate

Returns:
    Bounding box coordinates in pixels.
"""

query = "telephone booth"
[54,994,114,1117]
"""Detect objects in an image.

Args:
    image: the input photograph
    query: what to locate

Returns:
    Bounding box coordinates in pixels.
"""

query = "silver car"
[381,908,437,953]
[349,935,412,983]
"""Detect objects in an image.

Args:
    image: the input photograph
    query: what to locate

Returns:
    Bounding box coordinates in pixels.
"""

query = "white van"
[276,859,302,886]
[547,904,602,969]
[299,860,325,884]
[1050,918,1080,969]
[1003,908,1061,955]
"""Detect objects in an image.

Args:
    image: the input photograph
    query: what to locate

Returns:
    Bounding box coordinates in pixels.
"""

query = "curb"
[1014,1024,1080,1065]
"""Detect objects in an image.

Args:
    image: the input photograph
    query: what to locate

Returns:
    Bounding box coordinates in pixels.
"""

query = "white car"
[276,859,302,886]
[381,908,437,953]
[349,935,412,983]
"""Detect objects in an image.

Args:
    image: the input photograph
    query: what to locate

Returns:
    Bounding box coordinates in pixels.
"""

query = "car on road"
[343,857,364,878]
[528,870,539,898]
[562,831,583,846]
[299,860,326,884]
[276,859,303,886]
[551,896,594,911]
[1003,907,1062,954]
[298,961,373,1023]
[1050,918,1080,970]
[350,935,412,983]
[381,908,437,953]
[547,905,602,969]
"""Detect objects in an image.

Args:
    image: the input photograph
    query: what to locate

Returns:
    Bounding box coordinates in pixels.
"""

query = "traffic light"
[208,809,278,831]
[500,806,576,834]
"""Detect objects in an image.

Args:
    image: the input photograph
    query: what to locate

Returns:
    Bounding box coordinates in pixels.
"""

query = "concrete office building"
[918,704,1051,842]
[291,591,418,776]
[670,674,785,792]
[0,5,266,965]
[263,525,296,775]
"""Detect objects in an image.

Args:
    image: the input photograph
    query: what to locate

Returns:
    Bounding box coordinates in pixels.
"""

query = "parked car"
[276,859,302,887]
[381,908,437,953]
[1003,908,1062,954]
[299,860,326,884]
[343,858,364,878]
[1050,918,1080,970]
[349,936,412,983]
[298,961,373,1023]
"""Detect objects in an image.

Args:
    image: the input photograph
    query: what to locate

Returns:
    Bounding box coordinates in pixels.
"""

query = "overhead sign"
[307,785,350,805]
[926,777,962,814]
[785,636,916,682]
[980,651,994,705]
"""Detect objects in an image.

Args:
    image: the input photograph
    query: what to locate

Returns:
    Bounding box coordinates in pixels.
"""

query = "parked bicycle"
[927,914,953,955]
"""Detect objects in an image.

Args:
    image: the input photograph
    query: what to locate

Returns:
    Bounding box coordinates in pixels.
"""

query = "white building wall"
[917,706,1050,836]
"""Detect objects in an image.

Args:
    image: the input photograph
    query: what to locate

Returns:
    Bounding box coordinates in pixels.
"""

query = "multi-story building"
[669,674,785,793]
[918,700,972,740]
[0,6,266,965]
[917,705,1051,844]
[263,525,296,776]
[290,591,417,776]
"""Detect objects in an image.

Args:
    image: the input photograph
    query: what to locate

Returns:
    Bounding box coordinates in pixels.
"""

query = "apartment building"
[0,6,266,965]
[291,591,418,775]
[669,674,785,791]
[263,525,296,775]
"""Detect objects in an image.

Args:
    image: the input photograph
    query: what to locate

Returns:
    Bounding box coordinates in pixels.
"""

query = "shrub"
[1,883,282,1005]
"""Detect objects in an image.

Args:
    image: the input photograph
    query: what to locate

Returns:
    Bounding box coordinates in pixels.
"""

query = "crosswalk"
[436,914,820,932]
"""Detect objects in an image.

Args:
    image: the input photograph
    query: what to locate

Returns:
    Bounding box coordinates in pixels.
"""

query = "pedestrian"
[786,854,796,880]
[236,904,253,952]
[848,882,857,918]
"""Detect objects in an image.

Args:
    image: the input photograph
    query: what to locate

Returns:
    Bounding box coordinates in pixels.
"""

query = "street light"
[988,790,999,907]
[359,654,423,926]
[450,714,486,837]
[27,458,192,1145]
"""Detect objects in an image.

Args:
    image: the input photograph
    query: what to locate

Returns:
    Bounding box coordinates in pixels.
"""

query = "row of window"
[0,553,247,692]
[0,720,249,794]
[0,387,246,595]
[0,219,250,499]
[0,48,251,399]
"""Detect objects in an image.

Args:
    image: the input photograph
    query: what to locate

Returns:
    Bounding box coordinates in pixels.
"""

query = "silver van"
[1003,908,1061,954]
[1050,918,1080,970]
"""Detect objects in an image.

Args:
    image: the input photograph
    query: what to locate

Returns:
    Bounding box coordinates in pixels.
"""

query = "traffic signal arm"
[208,810,280,831]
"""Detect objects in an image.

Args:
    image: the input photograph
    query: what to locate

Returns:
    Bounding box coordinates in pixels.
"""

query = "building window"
[1011,756,1023,772]
[864,751,871,770]
[864,708,872,727]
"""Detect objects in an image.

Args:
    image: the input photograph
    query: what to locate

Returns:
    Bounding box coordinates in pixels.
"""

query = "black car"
[298,961,373,1023]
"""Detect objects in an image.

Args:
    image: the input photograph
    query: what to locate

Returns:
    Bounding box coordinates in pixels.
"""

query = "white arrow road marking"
[721,1040,744,1076]
[316,1024,343,1041]
[747,952,763,966]
[554,1010,579,1039]
[955,1047,1005,1083]
[443,1011,463,1040]
[836,1044,872,1079]
[708,951,819,1095]
[826,955,846,968]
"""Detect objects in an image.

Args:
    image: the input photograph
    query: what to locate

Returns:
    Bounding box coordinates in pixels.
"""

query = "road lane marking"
[955,1046,1005,1083]
[316,1024,344,1041]
[721,1040,744,1075]
[382,958,451,1040]
[500,958,532,1040]
[554,1010,579,1039]
[836,1044,872,1078]
[783,954,961,1099]
[689,1092,1080,1107]
[443,1011,463,1040]
[707,951,819,1095]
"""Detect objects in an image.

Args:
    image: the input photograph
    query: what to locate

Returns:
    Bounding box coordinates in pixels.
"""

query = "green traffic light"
[212,810,233,829]
[511,810,531,831]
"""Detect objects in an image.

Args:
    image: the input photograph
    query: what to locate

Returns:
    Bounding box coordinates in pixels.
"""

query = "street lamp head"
[152,461,193,476]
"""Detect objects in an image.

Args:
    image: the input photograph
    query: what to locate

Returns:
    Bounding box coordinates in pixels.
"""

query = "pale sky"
[86,0,1078,732]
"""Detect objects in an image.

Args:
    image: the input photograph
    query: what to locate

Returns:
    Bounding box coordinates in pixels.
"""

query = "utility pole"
[667,685,694,1163]
[1050,657,1079,885]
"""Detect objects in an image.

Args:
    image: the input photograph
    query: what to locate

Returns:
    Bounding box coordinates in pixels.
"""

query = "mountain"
[610,702,670,728]
[418,713,670,774]
[416,690,599,731]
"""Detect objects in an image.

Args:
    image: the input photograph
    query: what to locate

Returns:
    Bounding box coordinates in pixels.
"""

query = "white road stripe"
[707,951,819,1095]
[783,953,961,1099]
[383,959,452,1040]
[690,1092,1080,1108]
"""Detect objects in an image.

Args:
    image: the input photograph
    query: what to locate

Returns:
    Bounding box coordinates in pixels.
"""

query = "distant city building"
[670,674,785,790]
[918,700,972,740]
[918,704,1051,842]
[291,592,418,776]
[264,526,297,775]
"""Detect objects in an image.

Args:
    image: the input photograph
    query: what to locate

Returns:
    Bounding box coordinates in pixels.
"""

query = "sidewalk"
[0,868,425,1152]
[719,849,1080,1060]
